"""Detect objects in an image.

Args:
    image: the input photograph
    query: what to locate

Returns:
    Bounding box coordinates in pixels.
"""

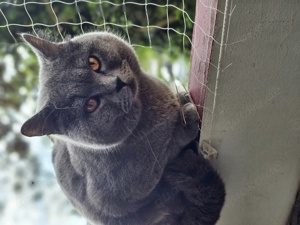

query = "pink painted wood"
[188,0,218,126]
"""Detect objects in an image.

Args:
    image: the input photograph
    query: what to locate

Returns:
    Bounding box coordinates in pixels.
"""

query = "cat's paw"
[164,150,225,225]
[180,102,199,134]
[170,92,199,148]
[164,150,225,203]
[165,150,209,185]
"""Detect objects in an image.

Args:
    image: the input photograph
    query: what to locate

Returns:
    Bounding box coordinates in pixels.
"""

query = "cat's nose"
[116,77,126,92]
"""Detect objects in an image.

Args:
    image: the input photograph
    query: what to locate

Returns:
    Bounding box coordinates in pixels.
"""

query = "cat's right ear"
[21,34,61,60]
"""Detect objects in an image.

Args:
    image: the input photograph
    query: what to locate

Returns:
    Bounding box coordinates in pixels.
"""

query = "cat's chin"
[51,134,123,152]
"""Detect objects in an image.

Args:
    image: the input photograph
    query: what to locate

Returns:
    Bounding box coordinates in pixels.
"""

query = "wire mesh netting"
[0,0,196,50]
[0,1,198,224]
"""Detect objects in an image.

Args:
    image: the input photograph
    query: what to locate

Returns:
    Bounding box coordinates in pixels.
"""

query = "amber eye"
[85,98,98,113]
[88,56,101,72]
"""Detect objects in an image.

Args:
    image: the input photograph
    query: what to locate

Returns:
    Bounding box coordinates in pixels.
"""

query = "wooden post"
[188,0,219,126]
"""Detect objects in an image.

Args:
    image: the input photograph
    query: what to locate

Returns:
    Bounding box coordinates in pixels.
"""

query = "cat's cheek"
[84,104,118,132]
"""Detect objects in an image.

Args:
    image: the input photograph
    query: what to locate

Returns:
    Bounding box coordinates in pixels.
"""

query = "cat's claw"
[177,92,192,105]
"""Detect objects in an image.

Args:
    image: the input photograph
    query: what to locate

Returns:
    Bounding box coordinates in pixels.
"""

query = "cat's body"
[21,32,225,225]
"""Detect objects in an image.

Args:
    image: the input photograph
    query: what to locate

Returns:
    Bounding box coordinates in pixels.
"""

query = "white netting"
[0,1,200,224]
[0,0,195,51]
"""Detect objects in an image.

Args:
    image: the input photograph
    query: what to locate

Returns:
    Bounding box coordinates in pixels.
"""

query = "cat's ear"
[21,34,61,59]
[21,107,60,137]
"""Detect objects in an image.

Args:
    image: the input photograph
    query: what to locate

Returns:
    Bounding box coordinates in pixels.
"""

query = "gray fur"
[21,32,225,225]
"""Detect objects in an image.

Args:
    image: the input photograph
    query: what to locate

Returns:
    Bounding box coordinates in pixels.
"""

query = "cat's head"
[21,32,142,149]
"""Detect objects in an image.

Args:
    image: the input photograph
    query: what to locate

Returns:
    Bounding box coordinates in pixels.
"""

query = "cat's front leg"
[164,149,225,225]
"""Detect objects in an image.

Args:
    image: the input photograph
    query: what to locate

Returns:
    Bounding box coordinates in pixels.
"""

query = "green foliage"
[0,0,195,50]
[0,45,38,109]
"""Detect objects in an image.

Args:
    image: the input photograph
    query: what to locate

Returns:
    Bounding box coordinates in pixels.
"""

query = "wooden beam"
[188,0,219,126]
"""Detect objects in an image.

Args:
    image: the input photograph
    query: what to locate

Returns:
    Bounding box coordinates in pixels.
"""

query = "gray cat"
[21,32,225,225]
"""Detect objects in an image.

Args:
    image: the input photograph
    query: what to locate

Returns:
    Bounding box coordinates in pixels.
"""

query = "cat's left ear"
[21,107,61,137]
[21,34,61,60]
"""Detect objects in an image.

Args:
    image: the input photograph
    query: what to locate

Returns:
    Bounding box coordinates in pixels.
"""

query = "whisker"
[136,130,162,169]
[123,124,137,137]
[123,115,138,122]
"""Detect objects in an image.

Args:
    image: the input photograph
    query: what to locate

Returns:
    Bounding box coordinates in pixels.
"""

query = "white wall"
[199,1,300,224]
